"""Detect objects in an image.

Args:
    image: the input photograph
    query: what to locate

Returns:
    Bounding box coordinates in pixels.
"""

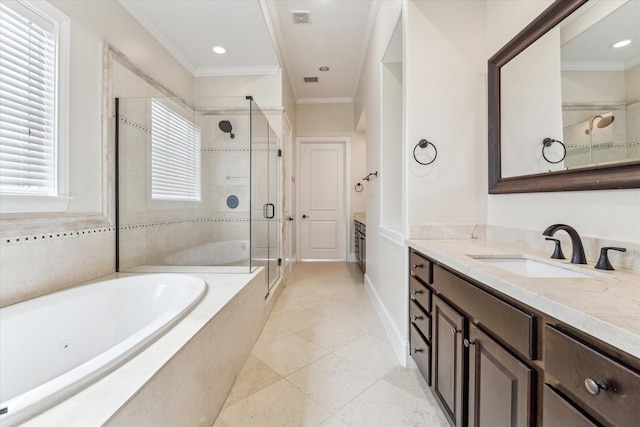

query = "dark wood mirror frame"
[488,0,640,194]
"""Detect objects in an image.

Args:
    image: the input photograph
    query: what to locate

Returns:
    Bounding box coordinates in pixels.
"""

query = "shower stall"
[115,96,281,295]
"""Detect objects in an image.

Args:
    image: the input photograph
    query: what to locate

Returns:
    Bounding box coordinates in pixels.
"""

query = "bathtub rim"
[15,267,265,427]
[0,273,207,426]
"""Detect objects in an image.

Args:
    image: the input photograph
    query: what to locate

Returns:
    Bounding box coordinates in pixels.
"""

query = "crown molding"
[194,66,280,77]
[296,97,354,105]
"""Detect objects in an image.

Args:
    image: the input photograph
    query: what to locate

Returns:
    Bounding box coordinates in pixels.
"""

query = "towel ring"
[413,139,437,165]
[355,182,364,193]
[542,138,566,164]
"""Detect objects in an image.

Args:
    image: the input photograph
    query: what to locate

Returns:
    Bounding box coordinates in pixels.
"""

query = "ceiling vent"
[304,77,318,83]
[292,11,310,24]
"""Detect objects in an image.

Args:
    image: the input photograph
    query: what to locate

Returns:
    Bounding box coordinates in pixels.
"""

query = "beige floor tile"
[297,317,370,352]
[219,379,331,427]
[334,334,400,378]
[286,353,378,412]
[382,366,430,400]
[334,380,449,427]
[317,416,350,427]
[269,305,330,332]
[367,326,389,341]
[223,354,282,409]
[253,320,294,350]
[252,333,330,376]
[212,416,229,427]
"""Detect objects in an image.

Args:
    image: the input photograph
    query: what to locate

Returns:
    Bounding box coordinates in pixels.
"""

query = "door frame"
[296,136,351,261]
[283,114,294,273]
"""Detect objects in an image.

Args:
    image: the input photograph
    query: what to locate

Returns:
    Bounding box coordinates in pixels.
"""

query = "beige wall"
[0,1,194,307]
[295,102,366,257]
[193,73,282,109]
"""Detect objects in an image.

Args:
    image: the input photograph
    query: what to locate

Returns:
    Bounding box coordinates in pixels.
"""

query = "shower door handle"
[265,203,275,219]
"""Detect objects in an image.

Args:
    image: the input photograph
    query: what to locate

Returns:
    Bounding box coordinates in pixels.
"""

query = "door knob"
[287,216,294,221]
[302,214,310,219]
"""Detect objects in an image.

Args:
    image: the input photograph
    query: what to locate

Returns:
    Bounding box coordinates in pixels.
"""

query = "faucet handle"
[595,247,627,270]
[545,238,565,260]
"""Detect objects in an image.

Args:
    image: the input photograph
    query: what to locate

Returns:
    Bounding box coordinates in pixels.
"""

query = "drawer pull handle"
[413,289,423,295]
[451,327,462,335]
[584,378,609,395]
[463,338,475,347]
[412,315,423,321]
[413,263,424,269]
[413,347,424,353]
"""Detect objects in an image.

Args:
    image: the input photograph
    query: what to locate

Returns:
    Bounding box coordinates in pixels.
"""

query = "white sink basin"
[471,256,595,278]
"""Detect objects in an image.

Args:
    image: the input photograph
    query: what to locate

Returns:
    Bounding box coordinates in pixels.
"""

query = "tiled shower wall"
[117,105,253,270]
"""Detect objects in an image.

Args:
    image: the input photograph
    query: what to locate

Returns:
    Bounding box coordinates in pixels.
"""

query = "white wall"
[354,0,406,361]
[194,73,283,110]
[487,1,640,246]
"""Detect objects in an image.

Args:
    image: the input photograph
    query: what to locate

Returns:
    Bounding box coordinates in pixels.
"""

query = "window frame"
[0,0,70,214]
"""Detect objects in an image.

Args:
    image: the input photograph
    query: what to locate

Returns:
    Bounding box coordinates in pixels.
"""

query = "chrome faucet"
[542,224,587,264]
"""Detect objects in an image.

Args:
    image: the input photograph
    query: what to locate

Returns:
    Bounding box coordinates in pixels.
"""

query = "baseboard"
[364,273,410,367]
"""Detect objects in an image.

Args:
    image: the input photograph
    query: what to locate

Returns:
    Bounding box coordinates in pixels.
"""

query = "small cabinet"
[432,295,466,427]
[543,385,599,427]
[468,324,533,427]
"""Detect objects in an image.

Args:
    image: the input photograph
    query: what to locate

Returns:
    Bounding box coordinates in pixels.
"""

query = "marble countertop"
[353,213,366,225]
[407,239,640,359]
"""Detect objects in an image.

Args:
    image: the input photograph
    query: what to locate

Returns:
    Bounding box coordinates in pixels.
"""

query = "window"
[150,99,201,201]
[0,0,69,213]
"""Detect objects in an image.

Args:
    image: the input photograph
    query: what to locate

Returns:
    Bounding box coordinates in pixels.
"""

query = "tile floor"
[214,262,448,427]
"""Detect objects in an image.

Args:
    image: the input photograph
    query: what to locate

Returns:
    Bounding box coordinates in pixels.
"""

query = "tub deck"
[20,268,270,426]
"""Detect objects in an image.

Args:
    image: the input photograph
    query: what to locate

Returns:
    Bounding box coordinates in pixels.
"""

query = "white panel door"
[299,142,346,260]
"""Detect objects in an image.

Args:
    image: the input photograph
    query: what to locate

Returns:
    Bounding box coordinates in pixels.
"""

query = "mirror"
[488,0,640,193]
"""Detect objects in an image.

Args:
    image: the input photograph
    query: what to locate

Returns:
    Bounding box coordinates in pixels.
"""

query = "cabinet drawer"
[543,384,599,427]
[409,276,431,313]
[410,299,431,340]
[433,265,536,360]
[545,325,640,427]
[410,323,431,385]
[410,251,431,284]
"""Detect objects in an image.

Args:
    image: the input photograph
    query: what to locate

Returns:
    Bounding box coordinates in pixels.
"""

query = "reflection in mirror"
[499,0,640,179]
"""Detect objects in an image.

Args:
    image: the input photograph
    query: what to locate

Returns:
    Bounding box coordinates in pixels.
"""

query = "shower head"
[585,115,615,135]
[596,115,614,128]
[219,120,235,139]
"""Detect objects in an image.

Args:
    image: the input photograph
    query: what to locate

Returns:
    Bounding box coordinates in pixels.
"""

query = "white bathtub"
[163,240,250,266]
[0,273,206,426]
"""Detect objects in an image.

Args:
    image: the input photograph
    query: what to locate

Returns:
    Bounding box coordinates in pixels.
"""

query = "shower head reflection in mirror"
[585,115,614,135]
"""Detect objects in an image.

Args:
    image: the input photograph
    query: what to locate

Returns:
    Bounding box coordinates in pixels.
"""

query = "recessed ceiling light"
[212,46,226,55]
[319,66,330,72]
[612,39,631,49]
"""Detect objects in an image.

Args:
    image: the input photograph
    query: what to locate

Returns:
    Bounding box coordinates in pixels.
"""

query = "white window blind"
[0,1,56,196]
[151,100,201,201]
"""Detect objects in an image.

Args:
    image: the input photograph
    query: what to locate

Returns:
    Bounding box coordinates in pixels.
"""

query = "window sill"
[0,195,73,214]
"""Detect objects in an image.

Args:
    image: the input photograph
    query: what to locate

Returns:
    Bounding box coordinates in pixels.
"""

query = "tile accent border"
[2,227,115,246]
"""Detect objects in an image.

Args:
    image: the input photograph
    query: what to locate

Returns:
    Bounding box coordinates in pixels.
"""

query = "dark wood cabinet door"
[543,385,600,427]
[432,295,465,427]
[468,324,533,427]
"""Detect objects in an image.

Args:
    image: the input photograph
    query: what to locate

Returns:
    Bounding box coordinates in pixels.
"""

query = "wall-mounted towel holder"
[542,137,566,164]
[413,139,437,165]
[363,171,378,181]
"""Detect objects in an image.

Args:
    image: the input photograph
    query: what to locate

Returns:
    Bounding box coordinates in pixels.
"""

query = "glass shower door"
[249,99,280,296]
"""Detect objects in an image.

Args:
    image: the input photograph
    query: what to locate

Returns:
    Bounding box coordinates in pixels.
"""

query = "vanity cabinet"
[544,325,640,427]
[468,323,533,427]
[409,249,535,427]
[354,219,365,272]
[432,294,466,427]
[408,247,640,427]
